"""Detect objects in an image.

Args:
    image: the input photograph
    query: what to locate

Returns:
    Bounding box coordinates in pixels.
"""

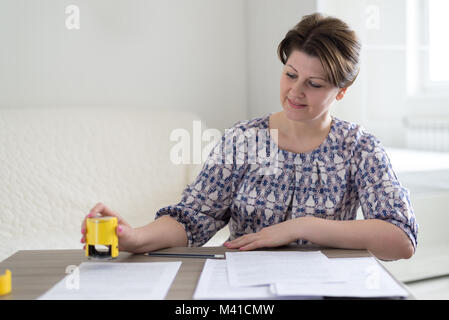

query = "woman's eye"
[286,73,322,88]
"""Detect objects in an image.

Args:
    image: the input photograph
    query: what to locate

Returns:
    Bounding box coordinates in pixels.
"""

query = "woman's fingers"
[81,202,126,236]
[115,224,136,251]
[80,202,138,253]
[225,234,258,249]
[224,227,284,250]
[81,203,105,234]
[224,236,245,248]
[239,240,265,251]
[88,202,117,218]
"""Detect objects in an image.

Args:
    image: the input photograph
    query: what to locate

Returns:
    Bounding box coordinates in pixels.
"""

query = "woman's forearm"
[132,216,188,253]
[298,216,414,261]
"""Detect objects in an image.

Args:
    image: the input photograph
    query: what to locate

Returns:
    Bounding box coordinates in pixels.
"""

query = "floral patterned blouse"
[155,113,418,250]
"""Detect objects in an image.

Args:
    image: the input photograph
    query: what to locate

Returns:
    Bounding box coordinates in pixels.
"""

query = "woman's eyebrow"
[286,64,326,81]
[287,64,298,72]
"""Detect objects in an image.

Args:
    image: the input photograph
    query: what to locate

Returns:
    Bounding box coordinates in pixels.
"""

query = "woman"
[81,13,417,261]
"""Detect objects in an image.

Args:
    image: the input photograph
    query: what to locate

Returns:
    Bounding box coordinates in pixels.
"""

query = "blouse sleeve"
[155,123,248,247]
[354,133,418,251]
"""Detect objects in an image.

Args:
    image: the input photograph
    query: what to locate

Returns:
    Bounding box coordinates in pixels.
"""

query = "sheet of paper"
[193,259,276,300]
[272,257,409,298]
[38,261,181,300]
[226,251,342,287]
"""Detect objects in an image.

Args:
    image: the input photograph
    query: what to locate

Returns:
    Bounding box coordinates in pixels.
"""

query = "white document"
[226,251,342,287]
[273,257,409,298]
[193,259,277,300]
[38,261,182,300]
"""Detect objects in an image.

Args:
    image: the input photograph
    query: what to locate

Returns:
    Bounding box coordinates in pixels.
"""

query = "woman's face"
[280,50,345,124]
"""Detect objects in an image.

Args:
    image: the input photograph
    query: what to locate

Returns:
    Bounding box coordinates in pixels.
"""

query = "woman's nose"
[290,82,306,98]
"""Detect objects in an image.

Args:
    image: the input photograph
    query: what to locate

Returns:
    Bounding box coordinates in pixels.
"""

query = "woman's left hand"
[224,218,304,251]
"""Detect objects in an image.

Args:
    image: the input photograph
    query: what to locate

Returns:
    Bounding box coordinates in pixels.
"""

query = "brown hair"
[277,13,361,89]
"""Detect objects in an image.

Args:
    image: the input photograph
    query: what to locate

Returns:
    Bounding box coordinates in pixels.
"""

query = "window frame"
[408,0,449,98]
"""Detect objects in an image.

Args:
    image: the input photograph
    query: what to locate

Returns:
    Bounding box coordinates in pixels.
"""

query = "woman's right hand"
[81,202,139,253]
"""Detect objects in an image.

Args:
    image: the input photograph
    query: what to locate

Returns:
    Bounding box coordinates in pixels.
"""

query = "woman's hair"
[277,12,361,89]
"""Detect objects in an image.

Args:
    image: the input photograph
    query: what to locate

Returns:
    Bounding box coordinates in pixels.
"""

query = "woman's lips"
[287,98,307,109]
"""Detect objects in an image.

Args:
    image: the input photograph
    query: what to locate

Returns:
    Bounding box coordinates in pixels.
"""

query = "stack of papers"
[39,261,182,300]
[193,251,408,299]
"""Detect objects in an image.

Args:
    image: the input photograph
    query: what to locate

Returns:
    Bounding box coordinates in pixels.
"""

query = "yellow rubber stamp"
[85,217,119,259]
[0,269,11,296]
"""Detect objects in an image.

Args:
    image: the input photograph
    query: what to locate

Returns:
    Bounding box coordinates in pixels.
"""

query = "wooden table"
[0,246,413,300]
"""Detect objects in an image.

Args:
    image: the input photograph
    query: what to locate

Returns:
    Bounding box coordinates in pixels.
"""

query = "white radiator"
[404,117,449,152]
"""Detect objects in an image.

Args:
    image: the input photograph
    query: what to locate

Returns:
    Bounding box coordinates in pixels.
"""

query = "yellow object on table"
[0,269,11,295]
[85,216,119,259]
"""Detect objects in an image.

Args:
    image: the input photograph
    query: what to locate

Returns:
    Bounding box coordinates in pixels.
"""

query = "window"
[407,0,449,96]
[428,0,449,82]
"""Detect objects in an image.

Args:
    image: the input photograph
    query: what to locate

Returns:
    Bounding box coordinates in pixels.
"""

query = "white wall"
[245,0,411,148]
[246,0,317,119]
[0,0,248,132]
[317,0,410,147]
[0,0,322,131]
[3,0,441,146]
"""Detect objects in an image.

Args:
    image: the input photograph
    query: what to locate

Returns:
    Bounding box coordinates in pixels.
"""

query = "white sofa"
[0,107,229,262]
